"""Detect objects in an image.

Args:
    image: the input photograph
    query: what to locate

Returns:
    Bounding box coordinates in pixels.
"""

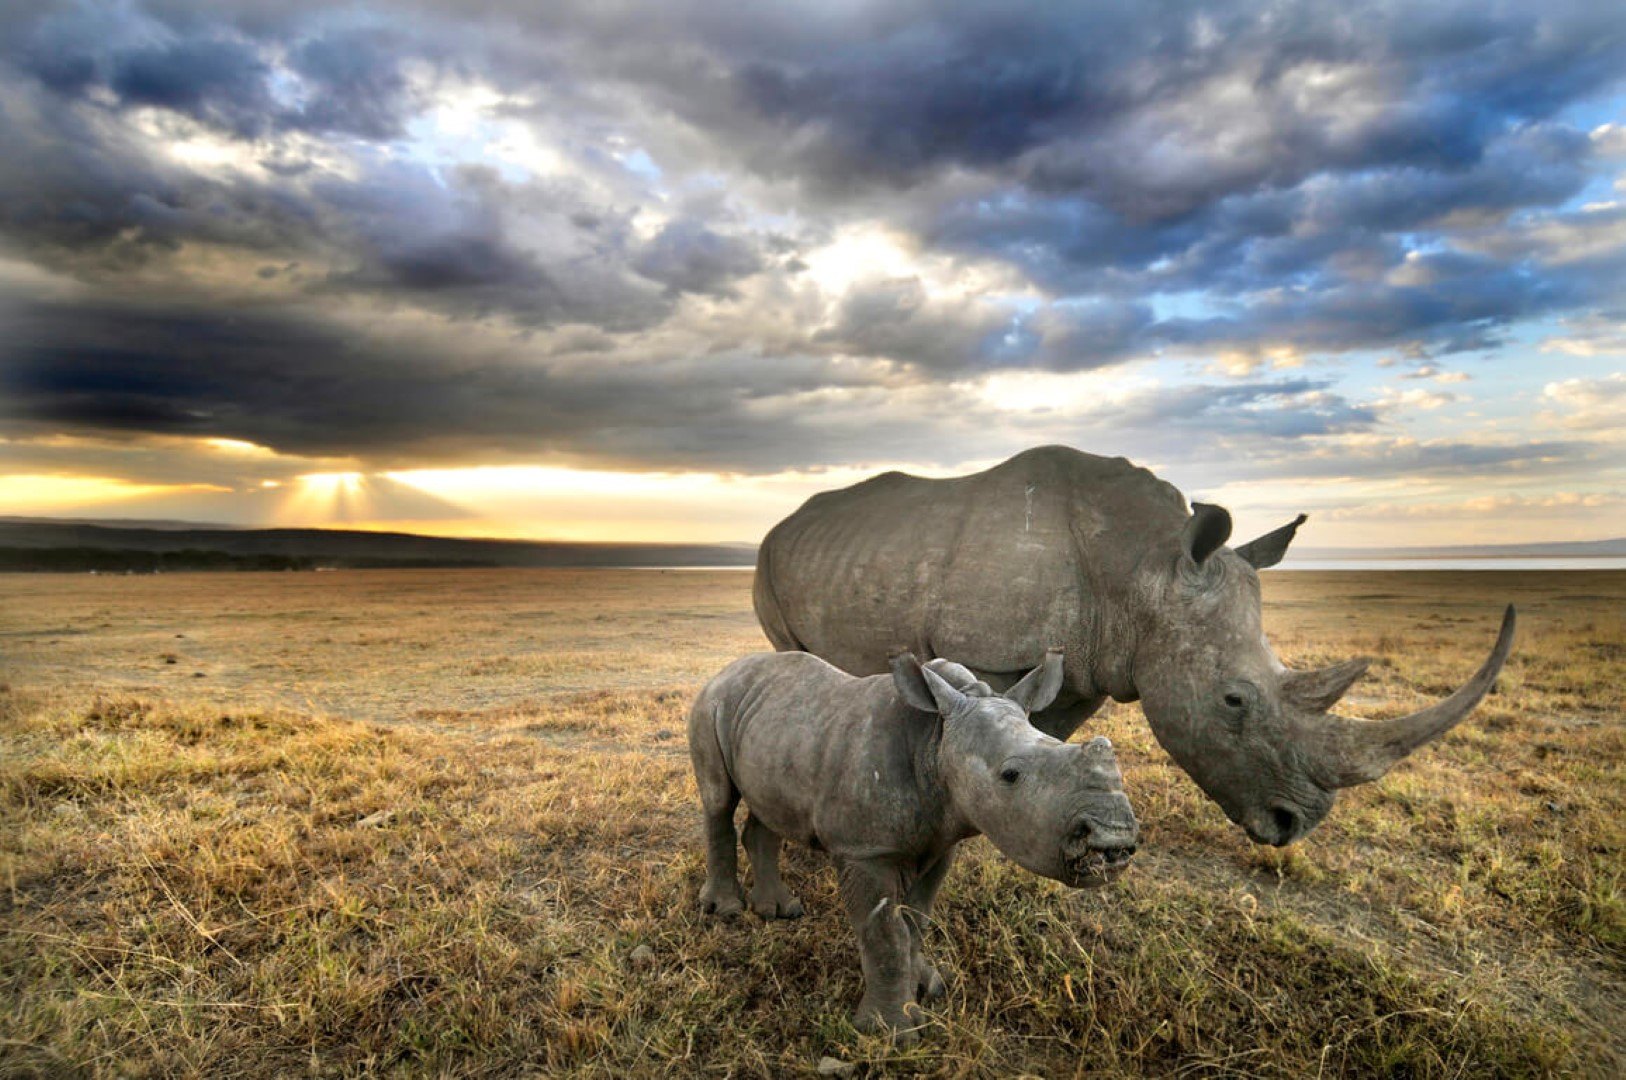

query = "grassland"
[1,568,1621,1077]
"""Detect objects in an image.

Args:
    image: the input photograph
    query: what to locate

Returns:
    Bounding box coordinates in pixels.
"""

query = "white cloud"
[1372,386,1458,412]
[1541,317,1626,357]
[1539,372,1626,435]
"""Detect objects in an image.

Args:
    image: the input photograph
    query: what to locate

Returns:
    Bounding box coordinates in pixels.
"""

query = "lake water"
[633,558,1626,572]
[1278,557,1626,571]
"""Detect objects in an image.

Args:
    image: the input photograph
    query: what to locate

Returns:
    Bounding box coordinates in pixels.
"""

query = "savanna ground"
[0,568,1620,1078]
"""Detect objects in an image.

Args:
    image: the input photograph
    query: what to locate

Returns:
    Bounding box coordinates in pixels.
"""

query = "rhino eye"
[1220,685,1257,730]
[999,766,1022,784]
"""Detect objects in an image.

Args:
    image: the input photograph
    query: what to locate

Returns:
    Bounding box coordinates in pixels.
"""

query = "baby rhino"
[688,648,1138,1042]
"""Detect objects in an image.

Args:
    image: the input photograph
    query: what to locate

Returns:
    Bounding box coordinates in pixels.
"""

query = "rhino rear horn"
[1320,606,1516,788]
[1236,513,1308,569]
[1181,502,1232,567]
[1283,657,1371,713]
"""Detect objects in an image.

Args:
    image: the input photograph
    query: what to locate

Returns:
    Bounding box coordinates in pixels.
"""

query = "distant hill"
[2,517,1619,573]
[0,519,757,571]
[0,515,241,531]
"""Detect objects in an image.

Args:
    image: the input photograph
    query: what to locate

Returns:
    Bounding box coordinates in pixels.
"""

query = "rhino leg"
[838,858,925,1045]
[692,753,745,917]
[1029,693,1105,742]
[743,813,803,919]
[903,847,954,1002]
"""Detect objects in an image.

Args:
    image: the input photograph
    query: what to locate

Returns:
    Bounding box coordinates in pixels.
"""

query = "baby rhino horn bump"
[1319,606,1517,788]
[1282,657,1371,714]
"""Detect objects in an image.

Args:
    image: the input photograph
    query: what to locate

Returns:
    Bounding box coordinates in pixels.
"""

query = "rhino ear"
[1236,513,1307,570]
[1006,648,1065,714]
[1181,502,1233,567]
[890,651,938,713]
[920,665,971,717]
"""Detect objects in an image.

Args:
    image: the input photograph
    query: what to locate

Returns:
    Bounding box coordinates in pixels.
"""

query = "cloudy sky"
[1,0,1622,546]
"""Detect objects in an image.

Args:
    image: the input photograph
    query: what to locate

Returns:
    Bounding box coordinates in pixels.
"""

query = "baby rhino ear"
[1006,648,1065,714]
[891,651,972,716]
[890,651,938,713]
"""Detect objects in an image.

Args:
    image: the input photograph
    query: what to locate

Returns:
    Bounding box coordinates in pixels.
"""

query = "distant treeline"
[0,520,759,568]
[0,547,496,573]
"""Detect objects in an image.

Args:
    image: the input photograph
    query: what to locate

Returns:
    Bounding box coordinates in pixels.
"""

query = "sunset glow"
[0,475,231,512]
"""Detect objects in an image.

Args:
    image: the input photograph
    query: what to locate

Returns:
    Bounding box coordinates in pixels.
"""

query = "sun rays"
[275,472,369,525]
[269,472,479,530]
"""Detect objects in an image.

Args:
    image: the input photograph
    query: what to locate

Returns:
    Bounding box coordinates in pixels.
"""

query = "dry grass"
[0,568,1621,1077]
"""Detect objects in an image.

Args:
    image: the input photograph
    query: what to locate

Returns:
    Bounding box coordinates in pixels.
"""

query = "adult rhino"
[754,445,1516,847]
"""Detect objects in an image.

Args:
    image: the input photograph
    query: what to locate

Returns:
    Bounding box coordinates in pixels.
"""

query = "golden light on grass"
[0,568,1620,1075]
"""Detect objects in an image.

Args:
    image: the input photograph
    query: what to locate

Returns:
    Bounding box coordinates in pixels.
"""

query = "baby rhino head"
[891,650,1139,889]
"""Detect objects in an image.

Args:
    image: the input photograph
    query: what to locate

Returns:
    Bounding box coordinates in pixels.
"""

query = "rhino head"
[1130,503,1516,846]
[893,650,1140,886]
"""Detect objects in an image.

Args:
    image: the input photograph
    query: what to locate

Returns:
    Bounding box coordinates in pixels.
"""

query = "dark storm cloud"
[0,59,669,329]
[923,121,1595,298]
[6,1,429,140]
[1027,301,1157,370]
[1099,379,1376,440]
[0,73,317,271]
[631,220,764,297]
[813,277,1013,370]
[317,163,676,329]
[108,36,273,137]
[286,28,422,140]
[812,284,1159,373]
[0,293,1396,477]
[655,1,1625,211]
[1153,250,1578,359]
[0,295,882,470]
[0,0,1622,477]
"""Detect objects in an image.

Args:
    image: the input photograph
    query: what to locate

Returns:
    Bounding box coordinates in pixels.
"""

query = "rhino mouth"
[1062,843,1135,888]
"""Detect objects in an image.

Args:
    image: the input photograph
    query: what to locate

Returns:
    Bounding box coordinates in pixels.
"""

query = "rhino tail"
[688,686,740,810]
[752,536,806,652]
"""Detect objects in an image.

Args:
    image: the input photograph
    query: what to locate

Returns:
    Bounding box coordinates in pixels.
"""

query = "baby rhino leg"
[838,858,924,1045]
[690,710,744,917]
[904,847,954,1002]
[696,796,744,916]
[742,813,803,919]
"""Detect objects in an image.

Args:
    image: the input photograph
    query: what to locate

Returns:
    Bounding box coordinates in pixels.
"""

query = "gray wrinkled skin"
[688,649,1137,1043]
[754,445,1516,847]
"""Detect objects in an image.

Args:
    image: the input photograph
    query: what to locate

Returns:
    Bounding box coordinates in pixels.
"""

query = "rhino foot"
[749,888,804,919]
[916,963,946,1002]
[698,880,744,917]
[853,1000,925,1046]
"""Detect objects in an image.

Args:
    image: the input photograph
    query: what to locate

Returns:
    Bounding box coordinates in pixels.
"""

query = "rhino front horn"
[1320,606,1516,788]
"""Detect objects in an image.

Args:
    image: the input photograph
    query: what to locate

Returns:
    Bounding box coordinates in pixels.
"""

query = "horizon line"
[4,515,1622,557]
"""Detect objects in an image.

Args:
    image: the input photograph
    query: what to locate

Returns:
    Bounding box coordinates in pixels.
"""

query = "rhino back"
[713,653,950,858]
[756,446,1185,677]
